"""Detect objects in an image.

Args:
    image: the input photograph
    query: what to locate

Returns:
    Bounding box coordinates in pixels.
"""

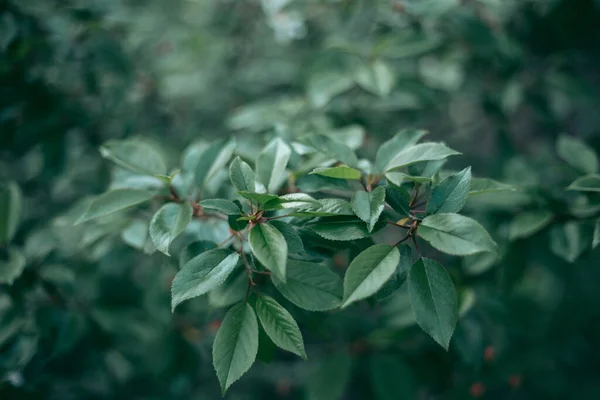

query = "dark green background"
[2,0,600,399]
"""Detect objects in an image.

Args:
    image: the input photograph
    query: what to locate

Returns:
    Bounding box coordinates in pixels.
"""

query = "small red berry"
[208,319,222,333]
[333,253,346,269]
[508,374,522,389]
[483,346,496,362]
[469,382,485,397]
[276,379,292,397]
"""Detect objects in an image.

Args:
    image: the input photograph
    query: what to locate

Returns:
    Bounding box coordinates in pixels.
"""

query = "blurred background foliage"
[2,0,600,398]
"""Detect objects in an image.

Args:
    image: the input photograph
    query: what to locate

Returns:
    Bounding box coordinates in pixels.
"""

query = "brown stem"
[409,185,420,208]
[387,220,410,229]
[360,178,370,192]
[394,235,411,247]
[244,279,252,302]
[265,213,292,221]
[251,269,271,275]
[218,234,234,248]
[238,240,257,303]
[411,200,427,209]
[412,236,422,257]
[169,186,181,202]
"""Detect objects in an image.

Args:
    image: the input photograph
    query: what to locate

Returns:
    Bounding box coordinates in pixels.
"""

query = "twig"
[169,186,181,202]
[409,185,420,208]
[394,235,411,247]
[244,280,252,302]
[412,236,422,257]
[360,178,369,192]
[204,213,228,221]
[218,234,234,248]
[411,200,427,209]
[265,213,292,221]
[386,221,410,229]
[251,269,271,275]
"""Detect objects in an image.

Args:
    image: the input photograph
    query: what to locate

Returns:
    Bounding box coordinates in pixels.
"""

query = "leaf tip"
[340,298,352,309]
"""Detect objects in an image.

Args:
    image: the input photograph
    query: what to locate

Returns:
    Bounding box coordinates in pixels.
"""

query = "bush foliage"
[2,0,600,399]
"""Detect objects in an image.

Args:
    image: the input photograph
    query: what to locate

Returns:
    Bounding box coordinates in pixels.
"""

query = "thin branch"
[412,236,422,257]
[409,184,420,208]
[386,220,410,229]
[393,235,411,247]
[360,178,369,192]
[218,234,234,248]
[204,212,228,221]
[251,269,271,275]
[265,213,292,221]
[244,279,252,302]
[169,186,181,202]
[411,200,427,209]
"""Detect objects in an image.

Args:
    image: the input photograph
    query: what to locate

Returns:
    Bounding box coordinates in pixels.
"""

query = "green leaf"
[0,247,26,285]
[100,139,167,176]
[307,69,355,108]
[296,174,351,193]
[121,219,150,251]
[306,352,352,400]
[0,181,22,243]
[369,355,416,400]
[308,219,375,241]
[212,303,259,394]
[351,186,386,232]
[385,185,412,217]
[256,322,277,364]
[418,213,498,256]
[384,172,432,186]
[355,59,395,97]
[199,199,241,215]
[255,295,306,359]
[376,245,411,302]
[310,165,361,180]
[557,135,598,174]
[409,159,447,179]
[384,143,460,172]
[594,219,599,249]
[550,222,589,263]
[195,139,236,188]
[427,167,471,215]
[237,191,280,205]
[179,240,216,268]
[290,198,354,217]
[567,174,600,192]
[208,271,247,308]
[272,259,342,311]
[171,249,240,311]
[269,220,305,255]
[375,129,428,172]
[150,203,193,255]
[342,244,400,308]
[469,178,517,195]
[76,189,154,224]
[408,258,458,349]
[462,252,498,276]
[249,223,288,282]
[300,134,358,166]
[229,156,256,192]
[256,138,292,193]
[262,193,321,211]
[229,212,249,232]
[508,210,553,240]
